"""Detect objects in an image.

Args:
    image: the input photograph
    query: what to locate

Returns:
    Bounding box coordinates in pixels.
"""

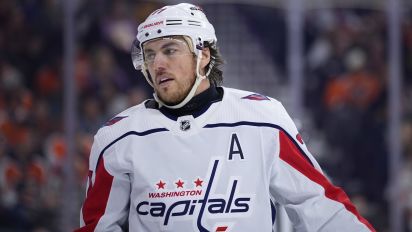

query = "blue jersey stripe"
[95,128,169,170]
[270,200,276,226]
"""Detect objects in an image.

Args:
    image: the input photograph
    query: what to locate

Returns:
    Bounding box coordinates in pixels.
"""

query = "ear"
[199,47,211,72]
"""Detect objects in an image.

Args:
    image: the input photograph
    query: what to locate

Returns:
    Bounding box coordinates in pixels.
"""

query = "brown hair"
[181,36,224,85]
[205,42,224,86]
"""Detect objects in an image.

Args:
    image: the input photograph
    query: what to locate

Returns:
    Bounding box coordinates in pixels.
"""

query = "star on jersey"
[156,180,166,189]
[194,178,203,187]
[175,179,184,188]
[138,159,253,230]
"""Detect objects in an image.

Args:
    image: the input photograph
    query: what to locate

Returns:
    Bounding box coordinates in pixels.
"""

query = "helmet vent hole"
[191,12,194,16]
[166,19,183,25]
[188,20,201,27]
[145,32,149,37]
[157,29,162,33]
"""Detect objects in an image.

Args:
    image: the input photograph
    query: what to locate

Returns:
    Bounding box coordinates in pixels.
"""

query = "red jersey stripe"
[216,226,228,231]
[76,158,114,232]
[278,131,376,232]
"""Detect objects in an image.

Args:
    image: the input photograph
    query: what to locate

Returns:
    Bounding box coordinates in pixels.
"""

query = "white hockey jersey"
[76,87,375,232]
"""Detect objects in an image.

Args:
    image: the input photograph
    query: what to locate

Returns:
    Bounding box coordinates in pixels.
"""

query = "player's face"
[143,37,198,105]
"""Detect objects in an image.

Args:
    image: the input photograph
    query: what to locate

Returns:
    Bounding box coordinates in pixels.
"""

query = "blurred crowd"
[0,1,411,231]
[0,1,156,231]
[303,9,412,230]
[240,6,412,231]
[304,9,389,228]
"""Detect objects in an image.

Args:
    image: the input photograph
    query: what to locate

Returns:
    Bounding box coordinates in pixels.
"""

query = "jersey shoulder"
[220,87,289,124]
[223,87,274,102]
[220,87,312,162]
[93,100,159,148]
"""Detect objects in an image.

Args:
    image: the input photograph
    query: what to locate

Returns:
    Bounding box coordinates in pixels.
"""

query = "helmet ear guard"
[131,38,143,71]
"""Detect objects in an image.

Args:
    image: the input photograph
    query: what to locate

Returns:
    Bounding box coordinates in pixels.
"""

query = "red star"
[194,178,203,187]
[156,180,166,189]
[175,179,184,188]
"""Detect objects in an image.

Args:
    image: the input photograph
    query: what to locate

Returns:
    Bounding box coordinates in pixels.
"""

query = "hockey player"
[76,3,376,231]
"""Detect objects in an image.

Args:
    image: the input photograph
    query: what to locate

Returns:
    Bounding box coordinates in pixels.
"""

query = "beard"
[155,74,196,106]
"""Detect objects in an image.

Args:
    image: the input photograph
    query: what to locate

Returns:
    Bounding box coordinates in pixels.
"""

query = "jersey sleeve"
[268,103,375,232]
[75,134,131,232]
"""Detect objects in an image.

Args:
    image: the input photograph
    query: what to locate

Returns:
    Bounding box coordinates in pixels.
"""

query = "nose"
[152,52,168,71]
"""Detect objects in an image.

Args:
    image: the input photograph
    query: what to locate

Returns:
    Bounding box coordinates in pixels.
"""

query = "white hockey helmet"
[131,3,218,109]
[131,3,217,70]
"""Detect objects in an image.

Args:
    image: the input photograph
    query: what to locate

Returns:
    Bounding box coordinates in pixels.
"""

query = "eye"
[164,48,177,55]
[144,52,155,61]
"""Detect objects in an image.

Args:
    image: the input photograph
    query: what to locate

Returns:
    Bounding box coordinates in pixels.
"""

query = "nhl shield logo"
[180,120,191,131]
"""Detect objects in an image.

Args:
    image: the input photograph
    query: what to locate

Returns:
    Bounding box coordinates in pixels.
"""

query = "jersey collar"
[156,86,223,121]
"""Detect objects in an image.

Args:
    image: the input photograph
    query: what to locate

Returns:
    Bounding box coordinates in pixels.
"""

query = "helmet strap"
[153,52,207,109]
[141,64,154,88]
